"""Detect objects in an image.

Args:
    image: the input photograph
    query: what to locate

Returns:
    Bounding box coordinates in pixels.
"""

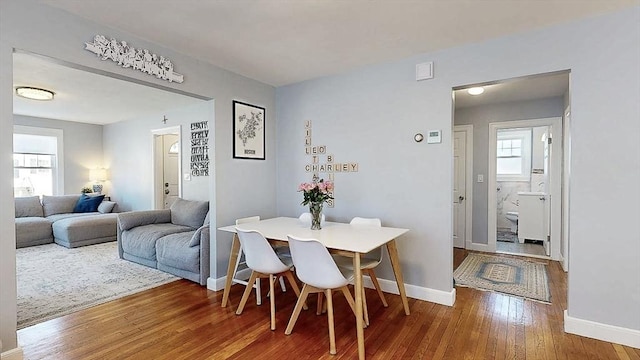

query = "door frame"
[487,117,563,260]
[453,124,474,249]
[151,126,182,209]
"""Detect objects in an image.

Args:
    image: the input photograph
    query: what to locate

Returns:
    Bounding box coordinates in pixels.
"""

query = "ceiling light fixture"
[467,87,485,96]
[15,87,55,101]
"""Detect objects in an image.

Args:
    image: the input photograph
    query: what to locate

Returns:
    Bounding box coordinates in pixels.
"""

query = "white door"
[162,134,179,209]
[453,131,467,248]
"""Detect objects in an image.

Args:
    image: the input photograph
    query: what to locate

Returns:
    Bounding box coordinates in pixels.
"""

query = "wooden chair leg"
[255,278,262,305]
[316,293,323,315]
[326,289,337,355]
[367,268,388,307]
[285,284,311,335]
[283,271,308,310]
[269,274,276,330]
[340,286,356,316]
[362,285,369,326]
[236,271,258,315]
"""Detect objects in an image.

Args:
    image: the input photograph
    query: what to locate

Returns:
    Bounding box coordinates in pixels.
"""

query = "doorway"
[152,127,182,209]
[488,117,563,259]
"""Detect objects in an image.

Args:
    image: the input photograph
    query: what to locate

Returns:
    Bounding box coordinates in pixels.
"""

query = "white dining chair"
[231,216,264,305]
[232,216,287,306]
[333,217,388,326]
[298,212,325,227]
[285,235,357,355]
[235,229,306,330]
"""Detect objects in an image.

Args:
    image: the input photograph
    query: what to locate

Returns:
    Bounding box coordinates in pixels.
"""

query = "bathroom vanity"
[517,191,550,255]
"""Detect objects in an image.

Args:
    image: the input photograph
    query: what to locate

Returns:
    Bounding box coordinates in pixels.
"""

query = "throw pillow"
[73,194,105,213]
[170,198,209,229]
[98,201,116,213]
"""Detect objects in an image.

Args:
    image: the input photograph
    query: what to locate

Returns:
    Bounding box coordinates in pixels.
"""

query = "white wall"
[277,6,640,338]
[103,102,211,211]
[454,97,564,243]
[14,115,104,195]
[0,1,276,353]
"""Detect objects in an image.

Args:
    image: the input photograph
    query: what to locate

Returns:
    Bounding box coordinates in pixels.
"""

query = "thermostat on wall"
[427,130,442,144]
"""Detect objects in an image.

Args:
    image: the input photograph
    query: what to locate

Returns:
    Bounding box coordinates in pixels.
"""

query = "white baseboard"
[466,241,492,253]
[209,273,456,307]
[1,346,24,360]
[363,276,455,306]
[564,310,640,349]
[207,268,252,292]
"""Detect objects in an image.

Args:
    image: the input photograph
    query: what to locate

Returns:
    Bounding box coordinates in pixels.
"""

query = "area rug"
[17,242,179,329]
[454,253,551,303]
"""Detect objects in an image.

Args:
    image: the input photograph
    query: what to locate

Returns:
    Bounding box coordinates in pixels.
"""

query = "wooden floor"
[18,249,639,360]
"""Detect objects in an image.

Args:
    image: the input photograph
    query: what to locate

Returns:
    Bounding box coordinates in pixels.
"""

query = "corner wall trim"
[1,346,24,360]
[564,310,640,349]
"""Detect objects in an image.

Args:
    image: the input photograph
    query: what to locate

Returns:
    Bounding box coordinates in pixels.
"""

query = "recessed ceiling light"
[15,87,55,101]
[467,87,484,96]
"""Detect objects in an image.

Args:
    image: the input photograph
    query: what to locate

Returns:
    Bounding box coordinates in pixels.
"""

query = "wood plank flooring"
[18,249,640,359]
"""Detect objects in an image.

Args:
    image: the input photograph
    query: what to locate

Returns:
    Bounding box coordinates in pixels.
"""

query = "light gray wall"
[0,38,18,353]
[14,115,104,195]
[454,97,564,244]
[0,1,276,352]
[277,7,640,335]
[103,101,211,211]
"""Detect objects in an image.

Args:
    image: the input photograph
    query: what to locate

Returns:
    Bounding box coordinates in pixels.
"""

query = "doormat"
[454,253,551,303]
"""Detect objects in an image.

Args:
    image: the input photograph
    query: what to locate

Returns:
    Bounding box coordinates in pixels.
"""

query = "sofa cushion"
[156,231,200,274]
[15,196,43,217]
[121,223,193,261]
[98,201,116,213]
[15,217,53,248]
[118,210,172,231]
[170,198,209,229]
[42,195,81,217]
[73,194,105,213]
[47,212,101,222]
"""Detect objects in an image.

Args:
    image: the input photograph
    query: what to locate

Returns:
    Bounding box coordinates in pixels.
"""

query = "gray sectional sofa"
[14,194,118,248]
[116,198,210,285]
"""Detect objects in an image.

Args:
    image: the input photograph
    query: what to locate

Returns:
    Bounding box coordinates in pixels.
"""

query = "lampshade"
[89,168,107,182]
[16,87,55,101]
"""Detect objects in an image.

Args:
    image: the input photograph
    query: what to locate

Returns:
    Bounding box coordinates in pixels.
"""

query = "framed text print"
[233,100,265,160]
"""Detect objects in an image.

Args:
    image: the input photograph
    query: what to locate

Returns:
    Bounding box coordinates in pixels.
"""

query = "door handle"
[165,182,169,187]
[459,196,465,202]
[164,189,170,195]
[539,197,546,201]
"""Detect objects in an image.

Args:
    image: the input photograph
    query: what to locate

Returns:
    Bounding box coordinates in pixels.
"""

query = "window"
[13,126,64,197]
[496,129,531,181]
[13,153,56,197]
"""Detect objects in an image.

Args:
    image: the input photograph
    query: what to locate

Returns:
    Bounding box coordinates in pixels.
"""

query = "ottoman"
[52,214,118,248]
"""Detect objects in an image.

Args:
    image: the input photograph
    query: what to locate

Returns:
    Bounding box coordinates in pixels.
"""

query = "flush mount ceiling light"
[467,87,485,96]
[15,87,55,101]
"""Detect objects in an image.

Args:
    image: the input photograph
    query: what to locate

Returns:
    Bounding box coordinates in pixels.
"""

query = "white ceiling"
[13,52,204,125]
[14,1,635,123]
[41,0,637,87]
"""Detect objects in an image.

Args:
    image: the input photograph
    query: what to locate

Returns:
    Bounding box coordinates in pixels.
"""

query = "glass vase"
[309,201,323,230]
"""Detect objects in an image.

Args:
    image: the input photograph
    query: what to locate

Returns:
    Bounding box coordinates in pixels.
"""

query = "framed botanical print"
[233,100,265,160]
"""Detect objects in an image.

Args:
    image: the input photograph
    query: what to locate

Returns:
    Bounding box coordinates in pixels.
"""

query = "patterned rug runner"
[17,242,178,329]
[454,252,551,303]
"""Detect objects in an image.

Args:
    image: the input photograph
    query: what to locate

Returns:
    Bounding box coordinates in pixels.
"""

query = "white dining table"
[218,216,410,360]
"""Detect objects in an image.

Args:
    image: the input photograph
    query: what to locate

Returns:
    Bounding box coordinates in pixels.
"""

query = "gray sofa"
[14,195,118,248]
[116,198,210,285]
